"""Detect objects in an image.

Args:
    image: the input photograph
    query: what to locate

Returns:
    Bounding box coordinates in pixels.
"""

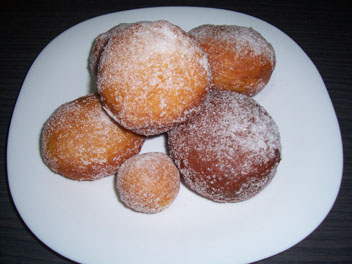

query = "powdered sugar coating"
[97,20,211,136]
[189,24,276,96]
[116,152,180,214]
[40,94,145,181]
[88,23,131,76]
[168,90,281,202]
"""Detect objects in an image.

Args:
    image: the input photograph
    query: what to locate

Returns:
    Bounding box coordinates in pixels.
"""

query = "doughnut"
[189,24,276,96]
[97,20,211,136]
[116,152,180,214]
[40,93,145,181]
[88,23,131,76]
[168,90,281,202]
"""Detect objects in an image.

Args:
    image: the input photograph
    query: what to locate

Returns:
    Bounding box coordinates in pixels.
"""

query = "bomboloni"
[168,90,281,202]
[89,23,131,76]
[97,20,211,136]
[189,24,276,96]
[40,94,145,181]
[116,152,180,214]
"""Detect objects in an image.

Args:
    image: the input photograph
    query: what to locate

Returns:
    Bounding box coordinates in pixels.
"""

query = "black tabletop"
[1,1,351,263]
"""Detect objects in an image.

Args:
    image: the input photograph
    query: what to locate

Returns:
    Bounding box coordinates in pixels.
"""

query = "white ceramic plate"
[7,7,343,264]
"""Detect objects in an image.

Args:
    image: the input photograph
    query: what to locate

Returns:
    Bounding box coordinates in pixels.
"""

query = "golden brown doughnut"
[189,24,276,96]
[168,90,281,202]
[40,93,145,181]
[116,152,180,214]
[97,20,211,136]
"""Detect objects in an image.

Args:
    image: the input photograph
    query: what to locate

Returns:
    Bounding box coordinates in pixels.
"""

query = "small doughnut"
[189,24,276,96]
[168,90,281,202]
[88,23,131,76]
[116,152,180,214]
[40,94,145,181]
[97,20,211,136]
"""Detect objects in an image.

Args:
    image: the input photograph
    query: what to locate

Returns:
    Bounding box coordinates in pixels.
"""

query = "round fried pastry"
[168,90,281,202]
[97,20,211,136]
[40,94,145,181]
[189,24,275,96]
[116,152,180,214]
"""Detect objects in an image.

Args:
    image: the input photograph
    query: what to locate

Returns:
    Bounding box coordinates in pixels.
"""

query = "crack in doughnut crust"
[189,24,276,96]
[97,20,211,136]
[116,152,180,214]
[168,90,281,202]
[40,94,145,181]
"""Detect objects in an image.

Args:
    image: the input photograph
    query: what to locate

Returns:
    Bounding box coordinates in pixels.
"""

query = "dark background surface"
[1,1,351,263]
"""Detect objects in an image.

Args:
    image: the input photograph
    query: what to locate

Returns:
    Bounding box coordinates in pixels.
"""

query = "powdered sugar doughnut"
[189,24,276,96]
[97,20,211,136]
[168,90,281,202]
[116,152,180,214]
[88,23,131,76]
[40,94,145,181]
